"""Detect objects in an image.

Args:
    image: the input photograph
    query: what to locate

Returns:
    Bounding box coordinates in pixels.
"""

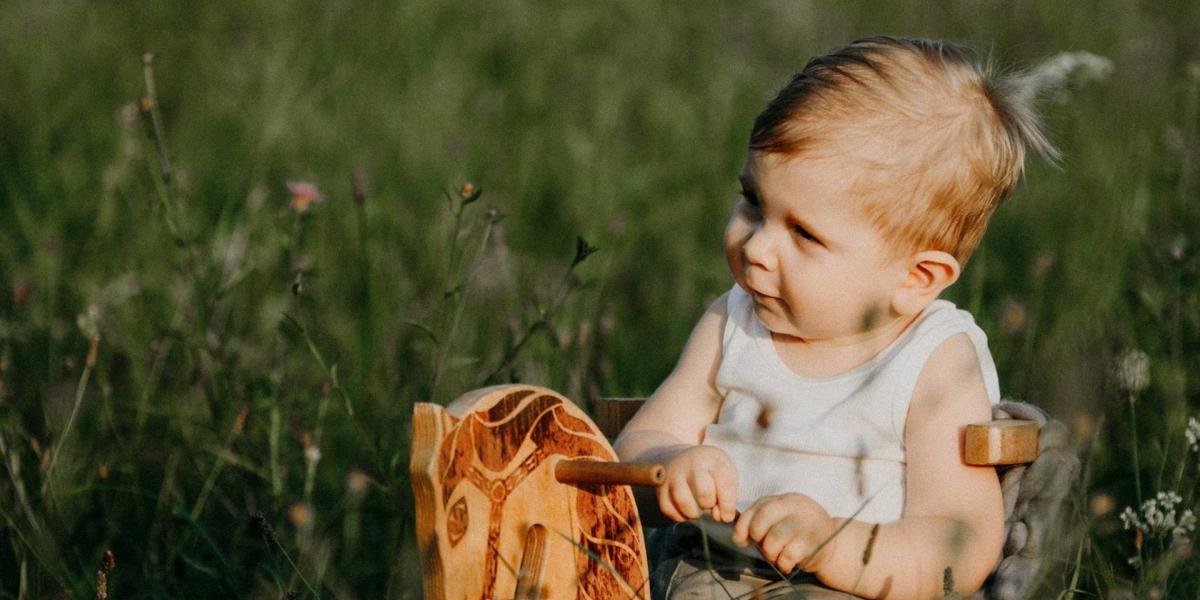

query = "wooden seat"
[410,388,1076,600]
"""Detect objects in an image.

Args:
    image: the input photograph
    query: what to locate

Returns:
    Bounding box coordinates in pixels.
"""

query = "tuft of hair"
[749,36,1059,264]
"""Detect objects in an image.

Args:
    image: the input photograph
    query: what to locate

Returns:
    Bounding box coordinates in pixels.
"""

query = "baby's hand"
[732,493,838,574]
[658,445,738,523]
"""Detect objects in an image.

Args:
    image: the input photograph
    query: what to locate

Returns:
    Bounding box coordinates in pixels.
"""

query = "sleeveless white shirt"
[703,284,1000,523]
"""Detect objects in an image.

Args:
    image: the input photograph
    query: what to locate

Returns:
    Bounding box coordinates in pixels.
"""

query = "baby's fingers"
[689,470,718,511]
[664,474,703,520]
[711,466,738,523]
[731,503,759,546]
[655,480,686,522]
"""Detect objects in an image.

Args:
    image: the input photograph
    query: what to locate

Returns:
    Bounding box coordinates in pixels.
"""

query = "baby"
[614,36,1056,600]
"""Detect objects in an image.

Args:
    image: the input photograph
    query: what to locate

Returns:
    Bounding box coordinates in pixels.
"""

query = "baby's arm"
[733,333,1004,599]
[613,293,738,526]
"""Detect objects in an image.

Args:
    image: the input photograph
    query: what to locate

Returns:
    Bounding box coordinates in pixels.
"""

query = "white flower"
[1115,349,1150,395]
[1186,416,1200,453]
[1121,491,1195,541]
[1120,505,1140,530]
[1175,509,1196,539]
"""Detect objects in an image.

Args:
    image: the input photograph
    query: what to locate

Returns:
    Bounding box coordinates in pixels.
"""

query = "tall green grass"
[1,1,1198,597]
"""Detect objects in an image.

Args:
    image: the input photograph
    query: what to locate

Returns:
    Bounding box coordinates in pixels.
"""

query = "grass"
[1,1,1198,597]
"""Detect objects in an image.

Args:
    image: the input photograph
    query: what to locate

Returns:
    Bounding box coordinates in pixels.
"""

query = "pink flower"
[287,180,325,213]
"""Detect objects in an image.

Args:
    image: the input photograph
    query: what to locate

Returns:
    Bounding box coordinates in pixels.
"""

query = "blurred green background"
[1,1,1198,598]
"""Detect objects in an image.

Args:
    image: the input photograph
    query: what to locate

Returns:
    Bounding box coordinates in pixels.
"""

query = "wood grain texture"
[411,385,651,600]
[555,459,665,487]
[964,419,1040,466]
[595,397,646,439]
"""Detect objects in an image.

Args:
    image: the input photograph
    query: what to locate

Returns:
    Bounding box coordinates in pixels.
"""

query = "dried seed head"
[1114,349,1150,396]
[251,512,279,545]
[86,337,100,368]
[98,464,109,480]
[232,405,249,436]
[102,549,115,573]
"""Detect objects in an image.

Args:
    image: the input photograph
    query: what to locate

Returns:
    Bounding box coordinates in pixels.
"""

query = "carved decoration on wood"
[411,385,651,600]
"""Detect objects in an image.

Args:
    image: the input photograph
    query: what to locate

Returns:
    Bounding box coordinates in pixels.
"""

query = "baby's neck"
[769,313,920,379]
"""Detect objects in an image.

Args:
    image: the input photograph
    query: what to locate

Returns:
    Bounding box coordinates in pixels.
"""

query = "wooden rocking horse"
[411,385,1077,600]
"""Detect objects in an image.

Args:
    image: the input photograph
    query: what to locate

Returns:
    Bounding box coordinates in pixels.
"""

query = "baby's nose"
[742,227,778,271]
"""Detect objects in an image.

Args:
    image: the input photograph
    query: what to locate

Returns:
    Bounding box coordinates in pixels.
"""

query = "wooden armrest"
[593,397,1040,466]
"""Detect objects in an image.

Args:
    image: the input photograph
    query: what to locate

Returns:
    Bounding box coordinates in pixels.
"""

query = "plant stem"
[44,337,99,496]
[430,215,496,402]
[140,52,184,245]
[480,260,578,386]
[1129,394,1144,574]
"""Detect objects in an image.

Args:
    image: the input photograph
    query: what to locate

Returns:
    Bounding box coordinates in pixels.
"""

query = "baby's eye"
[792,224,819,244]
[739,189,760,207]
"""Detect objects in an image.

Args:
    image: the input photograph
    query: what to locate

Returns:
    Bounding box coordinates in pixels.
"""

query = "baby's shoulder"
[905,332,994,427]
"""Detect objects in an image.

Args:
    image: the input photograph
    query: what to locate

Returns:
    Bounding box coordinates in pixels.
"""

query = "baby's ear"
[892,250,960,316]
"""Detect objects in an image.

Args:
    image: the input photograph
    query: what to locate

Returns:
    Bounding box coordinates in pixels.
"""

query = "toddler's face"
[724,151,909,344]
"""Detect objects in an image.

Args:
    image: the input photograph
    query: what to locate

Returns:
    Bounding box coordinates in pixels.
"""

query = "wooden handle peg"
[554,459,665,487]
[514,524,548,600]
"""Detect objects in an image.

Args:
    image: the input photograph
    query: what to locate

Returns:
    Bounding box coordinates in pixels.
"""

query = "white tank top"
[703,284,1000,523]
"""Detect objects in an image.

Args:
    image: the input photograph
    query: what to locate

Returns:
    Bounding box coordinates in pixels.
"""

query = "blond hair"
[750,36,1058,264]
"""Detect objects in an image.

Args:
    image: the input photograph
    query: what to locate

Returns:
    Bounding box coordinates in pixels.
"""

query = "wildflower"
[1120,491,1196,540]
[1114,349,1150,396]
[999,299,1028,336]
[287,502,313,528]
[346,469,371,495]
[1090,493,1114,517]
[1030,252,1055,281]
[1168,236,1187,263]
[1186,416,1200,453]
[77,304,102,339]
[286,180,325,214]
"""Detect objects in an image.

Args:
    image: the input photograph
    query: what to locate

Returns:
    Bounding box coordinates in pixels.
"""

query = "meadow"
[1,1,1198,597]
